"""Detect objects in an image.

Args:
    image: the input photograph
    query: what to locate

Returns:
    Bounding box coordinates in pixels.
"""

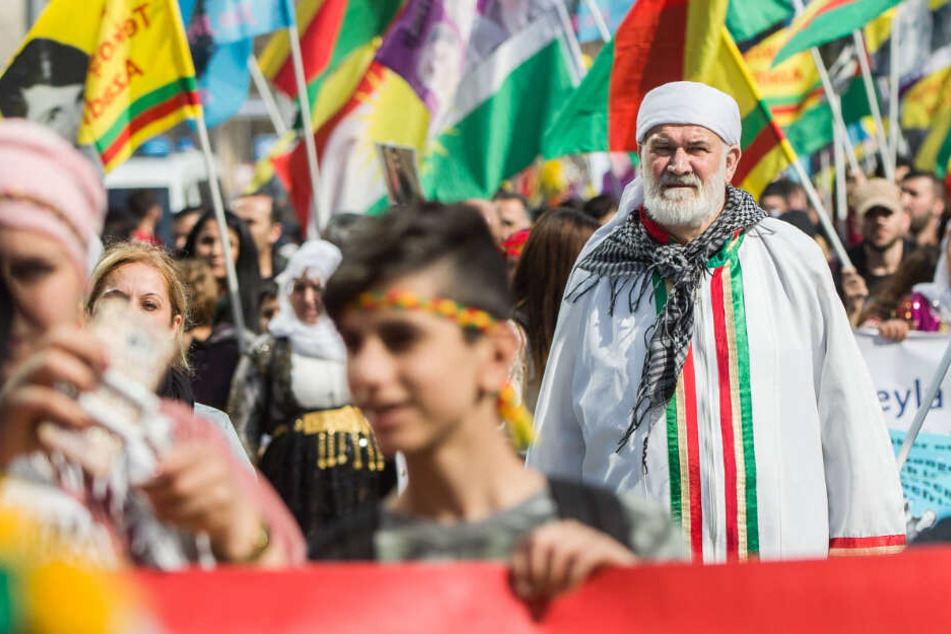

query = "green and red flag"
[543,0,798,200]
[257,0,403,99]
[772,0,903,67]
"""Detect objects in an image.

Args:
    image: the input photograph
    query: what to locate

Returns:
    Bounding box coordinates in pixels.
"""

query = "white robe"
[528,182,905,563]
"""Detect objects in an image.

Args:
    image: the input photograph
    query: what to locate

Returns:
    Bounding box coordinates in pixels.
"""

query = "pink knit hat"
[0,119,106,278]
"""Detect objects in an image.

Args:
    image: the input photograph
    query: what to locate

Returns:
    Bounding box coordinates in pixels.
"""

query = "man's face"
[497,199,530,242]
[901,176,941,235]
[862,206,909,250]
[640,124,741,229]
[233,196,278,255]
[172,212,200,252]
[760,194,787,216]
[21,83,84,140]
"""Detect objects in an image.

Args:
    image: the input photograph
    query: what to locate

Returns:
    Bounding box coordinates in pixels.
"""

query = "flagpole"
[555,1,587,83]
[247,55,288,136]
[811,48,863,177]
[852,29,893,180]
[834,123,848,237]
[888,3,901,170]
[286,24,326,237]
[195,112,248,351]
[789,157,853,269]
[582,0,612,43]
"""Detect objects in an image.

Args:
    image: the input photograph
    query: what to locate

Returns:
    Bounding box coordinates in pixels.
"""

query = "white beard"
[642,156,728,229]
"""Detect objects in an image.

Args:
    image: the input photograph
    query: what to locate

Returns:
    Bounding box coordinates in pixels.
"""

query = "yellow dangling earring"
[497,381,534,452]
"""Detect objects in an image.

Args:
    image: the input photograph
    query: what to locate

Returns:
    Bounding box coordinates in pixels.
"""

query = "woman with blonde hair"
[86,242,194,403]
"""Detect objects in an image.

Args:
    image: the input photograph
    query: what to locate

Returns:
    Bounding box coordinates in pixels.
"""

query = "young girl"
[311,202,683,598]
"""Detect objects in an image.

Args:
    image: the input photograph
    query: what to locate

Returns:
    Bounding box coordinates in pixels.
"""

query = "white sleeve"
[812,249,906,553]
[525,290,587,481]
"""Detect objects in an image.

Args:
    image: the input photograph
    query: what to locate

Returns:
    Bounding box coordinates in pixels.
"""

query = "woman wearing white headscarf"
[228,240,393,537]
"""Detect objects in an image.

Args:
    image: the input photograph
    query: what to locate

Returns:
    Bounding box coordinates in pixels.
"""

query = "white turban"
[635,81,741,147]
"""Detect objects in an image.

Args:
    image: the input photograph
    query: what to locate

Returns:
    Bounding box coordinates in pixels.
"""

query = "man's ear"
[724,144,742,183]
[477,322,519,395]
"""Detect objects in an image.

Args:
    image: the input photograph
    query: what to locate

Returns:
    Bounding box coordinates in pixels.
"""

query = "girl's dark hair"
[325,201,510,324]
[860,245,941,323]
[182,210,262,332]
[511,209,599,372]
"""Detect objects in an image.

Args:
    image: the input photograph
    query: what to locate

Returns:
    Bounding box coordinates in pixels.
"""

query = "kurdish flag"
[743,22,871,158]
[258,0,404,99]
[543,0,797,200]
[743,25,821,129]
[0,0,200,172]
[772,0,904,67]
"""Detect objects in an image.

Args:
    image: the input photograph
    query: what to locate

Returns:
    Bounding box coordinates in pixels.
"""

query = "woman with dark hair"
[859,245,943,341]
[511,209,599,411]
[182,209,262,333]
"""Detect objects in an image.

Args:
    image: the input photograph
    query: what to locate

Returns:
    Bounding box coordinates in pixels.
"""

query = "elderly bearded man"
[527,82,905,563]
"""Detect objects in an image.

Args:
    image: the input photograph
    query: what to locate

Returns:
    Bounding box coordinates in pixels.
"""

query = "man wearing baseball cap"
[839,178,914,326]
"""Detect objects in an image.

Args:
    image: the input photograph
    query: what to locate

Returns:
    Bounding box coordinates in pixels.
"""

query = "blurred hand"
[0,327,106,467]
[140,441,265,563]
[510,519,637,600]
[841,269,869,306]
[879,318,911,342]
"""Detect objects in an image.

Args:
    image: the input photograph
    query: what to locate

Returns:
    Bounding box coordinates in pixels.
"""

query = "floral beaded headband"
[351,290,534,450]
[355,290,499,333]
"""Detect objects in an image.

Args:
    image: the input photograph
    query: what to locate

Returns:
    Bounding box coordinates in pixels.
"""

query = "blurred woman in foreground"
[0,119,303,567]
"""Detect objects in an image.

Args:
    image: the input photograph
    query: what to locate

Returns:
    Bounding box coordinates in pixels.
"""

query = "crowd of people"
[0,79,948,608]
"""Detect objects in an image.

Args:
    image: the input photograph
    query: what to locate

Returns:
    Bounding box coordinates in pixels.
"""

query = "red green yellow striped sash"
[653,276,704,560]
[709,234,759,561]
[654,232,759,561]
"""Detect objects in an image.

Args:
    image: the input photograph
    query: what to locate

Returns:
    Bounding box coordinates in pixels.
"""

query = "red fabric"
[639,208,670,244]
[829,535,906,549]
[502,229,531,259]
[608,0,690,150]
[136,548,951,633]
[160,401,307,565]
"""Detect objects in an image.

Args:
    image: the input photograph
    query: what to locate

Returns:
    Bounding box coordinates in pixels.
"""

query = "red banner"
[138,547,951,633]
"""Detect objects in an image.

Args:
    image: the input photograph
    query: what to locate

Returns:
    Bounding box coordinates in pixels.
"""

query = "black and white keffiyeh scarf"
[568,185,766,459]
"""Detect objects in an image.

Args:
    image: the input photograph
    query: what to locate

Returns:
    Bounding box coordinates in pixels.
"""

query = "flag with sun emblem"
[273,0,577,228]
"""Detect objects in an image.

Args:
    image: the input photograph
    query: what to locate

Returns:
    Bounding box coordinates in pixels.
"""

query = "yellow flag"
[743,26,822,129]
[0,0,201,172]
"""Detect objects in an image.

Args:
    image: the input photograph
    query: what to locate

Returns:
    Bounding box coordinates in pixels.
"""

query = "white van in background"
[104,146,218,243]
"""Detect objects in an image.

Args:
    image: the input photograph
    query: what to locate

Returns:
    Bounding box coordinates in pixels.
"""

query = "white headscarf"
[268,240,347,361]
[635,81,741,146]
